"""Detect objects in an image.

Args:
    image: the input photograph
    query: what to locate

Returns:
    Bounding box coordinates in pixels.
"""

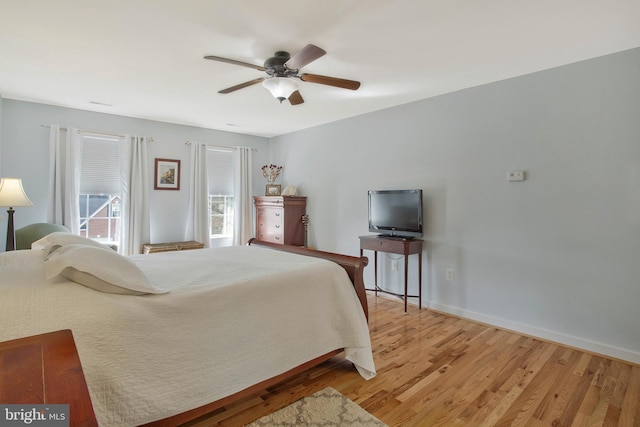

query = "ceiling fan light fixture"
[262,77,298,103]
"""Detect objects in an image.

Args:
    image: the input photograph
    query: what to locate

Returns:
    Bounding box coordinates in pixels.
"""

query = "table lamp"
[0,178,34,251]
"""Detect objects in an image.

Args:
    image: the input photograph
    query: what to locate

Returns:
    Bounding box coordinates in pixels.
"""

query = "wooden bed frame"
[141,239,369,426]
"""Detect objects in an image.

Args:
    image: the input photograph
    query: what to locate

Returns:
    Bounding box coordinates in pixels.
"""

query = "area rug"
[245,387,387,426]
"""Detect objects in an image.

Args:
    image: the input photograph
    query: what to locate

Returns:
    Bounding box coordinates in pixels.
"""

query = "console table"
[359,235,423,313]
[0,329,98,426]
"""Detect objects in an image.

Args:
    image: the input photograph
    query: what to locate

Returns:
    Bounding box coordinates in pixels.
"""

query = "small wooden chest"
[142,240,205,254]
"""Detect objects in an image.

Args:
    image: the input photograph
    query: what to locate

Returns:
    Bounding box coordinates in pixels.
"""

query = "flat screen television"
[368,189,423,238]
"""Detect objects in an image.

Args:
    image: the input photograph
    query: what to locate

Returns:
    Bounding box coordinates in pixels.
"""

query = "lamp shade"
[262,77,299,103]
[0,178,34,207]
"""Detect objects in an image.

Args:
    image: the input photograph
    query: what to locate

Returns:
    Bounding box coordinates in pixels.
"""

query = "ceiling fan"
[204,44,360,105]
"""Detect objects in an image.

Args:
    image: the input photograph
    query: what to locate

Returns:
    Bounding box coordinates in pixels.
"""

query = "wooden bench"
[142,240,205,254]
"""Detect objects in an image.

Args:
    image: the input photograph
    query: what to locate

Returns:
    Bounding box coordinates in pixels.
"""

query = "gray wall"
[270,48,640,363]
[0,100,270,245]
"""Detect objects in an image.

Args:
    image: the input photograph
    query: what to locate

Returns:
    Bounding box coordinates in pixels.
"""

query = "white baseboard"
[425,301,640,365]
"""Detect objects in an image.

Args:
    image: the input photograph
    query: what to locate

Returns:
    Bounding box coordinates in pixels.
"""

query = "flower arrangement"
[261,164,283,185]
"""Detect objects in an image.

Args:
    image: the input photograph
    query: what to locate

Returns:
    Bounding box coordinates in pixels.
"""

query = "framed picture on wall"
[154,158,180,190]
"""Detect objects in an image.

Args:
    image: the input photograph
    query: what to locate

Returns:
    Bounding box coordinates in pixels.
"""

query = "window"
[207,148,234,239]
[79,135,122,247]
[209,195,233,236]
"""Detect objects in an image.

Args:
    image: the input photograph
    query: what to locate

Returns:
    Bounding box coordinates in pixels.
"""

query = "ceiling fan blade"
[300,73,361,90]
[204,55,266,71]
[218,78,265,94]
[288,90,304,105]
[285,44,326,70]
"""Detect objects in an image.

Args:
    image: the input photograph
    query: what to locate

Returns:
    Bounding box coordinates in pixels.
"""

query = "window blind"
[80,136,121,194]
[207,148,233,195]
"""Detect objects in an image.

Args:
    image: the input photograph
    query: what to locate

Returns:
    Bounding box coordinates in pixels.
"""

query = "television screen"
[368,189,423,238]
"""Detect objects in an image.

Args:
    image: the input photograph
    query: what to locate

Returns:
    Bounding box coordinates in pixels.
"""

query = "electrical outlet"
[508,170,526,182]
[445,267,454,281]
[391,259,398,271]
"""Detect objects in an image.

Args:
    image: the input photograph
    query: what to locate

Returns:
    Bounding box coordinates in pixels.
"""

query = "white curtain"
[185,142,210,246]
[120,135,150,255]
[233,147,253,246]
[47,125,81,233]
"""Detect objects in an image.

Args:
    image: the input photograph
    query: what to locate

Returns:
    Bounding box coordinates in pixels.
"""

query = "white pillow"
[0,248,46,267]
[44,244,167,295]
[32,232,112,252]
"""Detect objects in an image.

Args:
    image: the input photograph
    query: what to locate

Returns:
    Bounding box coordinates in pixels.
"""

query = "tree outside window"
[209,195,233,237]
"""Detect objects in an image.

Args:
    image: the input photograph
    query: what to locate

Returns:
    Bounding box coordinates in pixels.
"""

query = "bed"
[0,234,375,426]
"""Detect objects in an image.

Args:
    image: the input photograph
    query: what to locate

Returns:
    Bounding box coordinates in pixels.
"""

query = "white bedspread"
[0,246,375,426]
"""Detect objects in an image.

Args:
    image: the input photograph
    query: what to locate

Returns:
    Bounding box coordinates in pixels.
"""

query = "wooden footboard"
[141,240,370,427]
[247,239,369,319]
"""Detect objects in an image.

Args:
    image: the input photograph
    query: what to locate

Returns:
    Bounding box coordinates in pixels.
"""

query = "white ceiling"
[1,1,639,138]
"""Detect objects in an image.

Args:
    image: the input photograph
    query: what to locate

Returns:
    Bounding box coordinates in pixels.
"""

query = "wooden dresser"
[254,196,306,245]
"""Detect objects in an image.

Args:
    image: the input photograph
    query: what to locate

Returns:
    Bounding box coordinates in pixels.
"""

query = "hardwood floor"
[187,293,640,426]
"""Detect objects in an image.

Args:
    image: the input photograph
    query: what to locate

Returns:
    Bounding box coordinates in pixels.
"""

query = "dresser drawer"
[360,237,406,253]
[256,220,283,239]
[257,207,284,223]
[359,236,422,254]
[256,227,283,243]
[257,208,284,243]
